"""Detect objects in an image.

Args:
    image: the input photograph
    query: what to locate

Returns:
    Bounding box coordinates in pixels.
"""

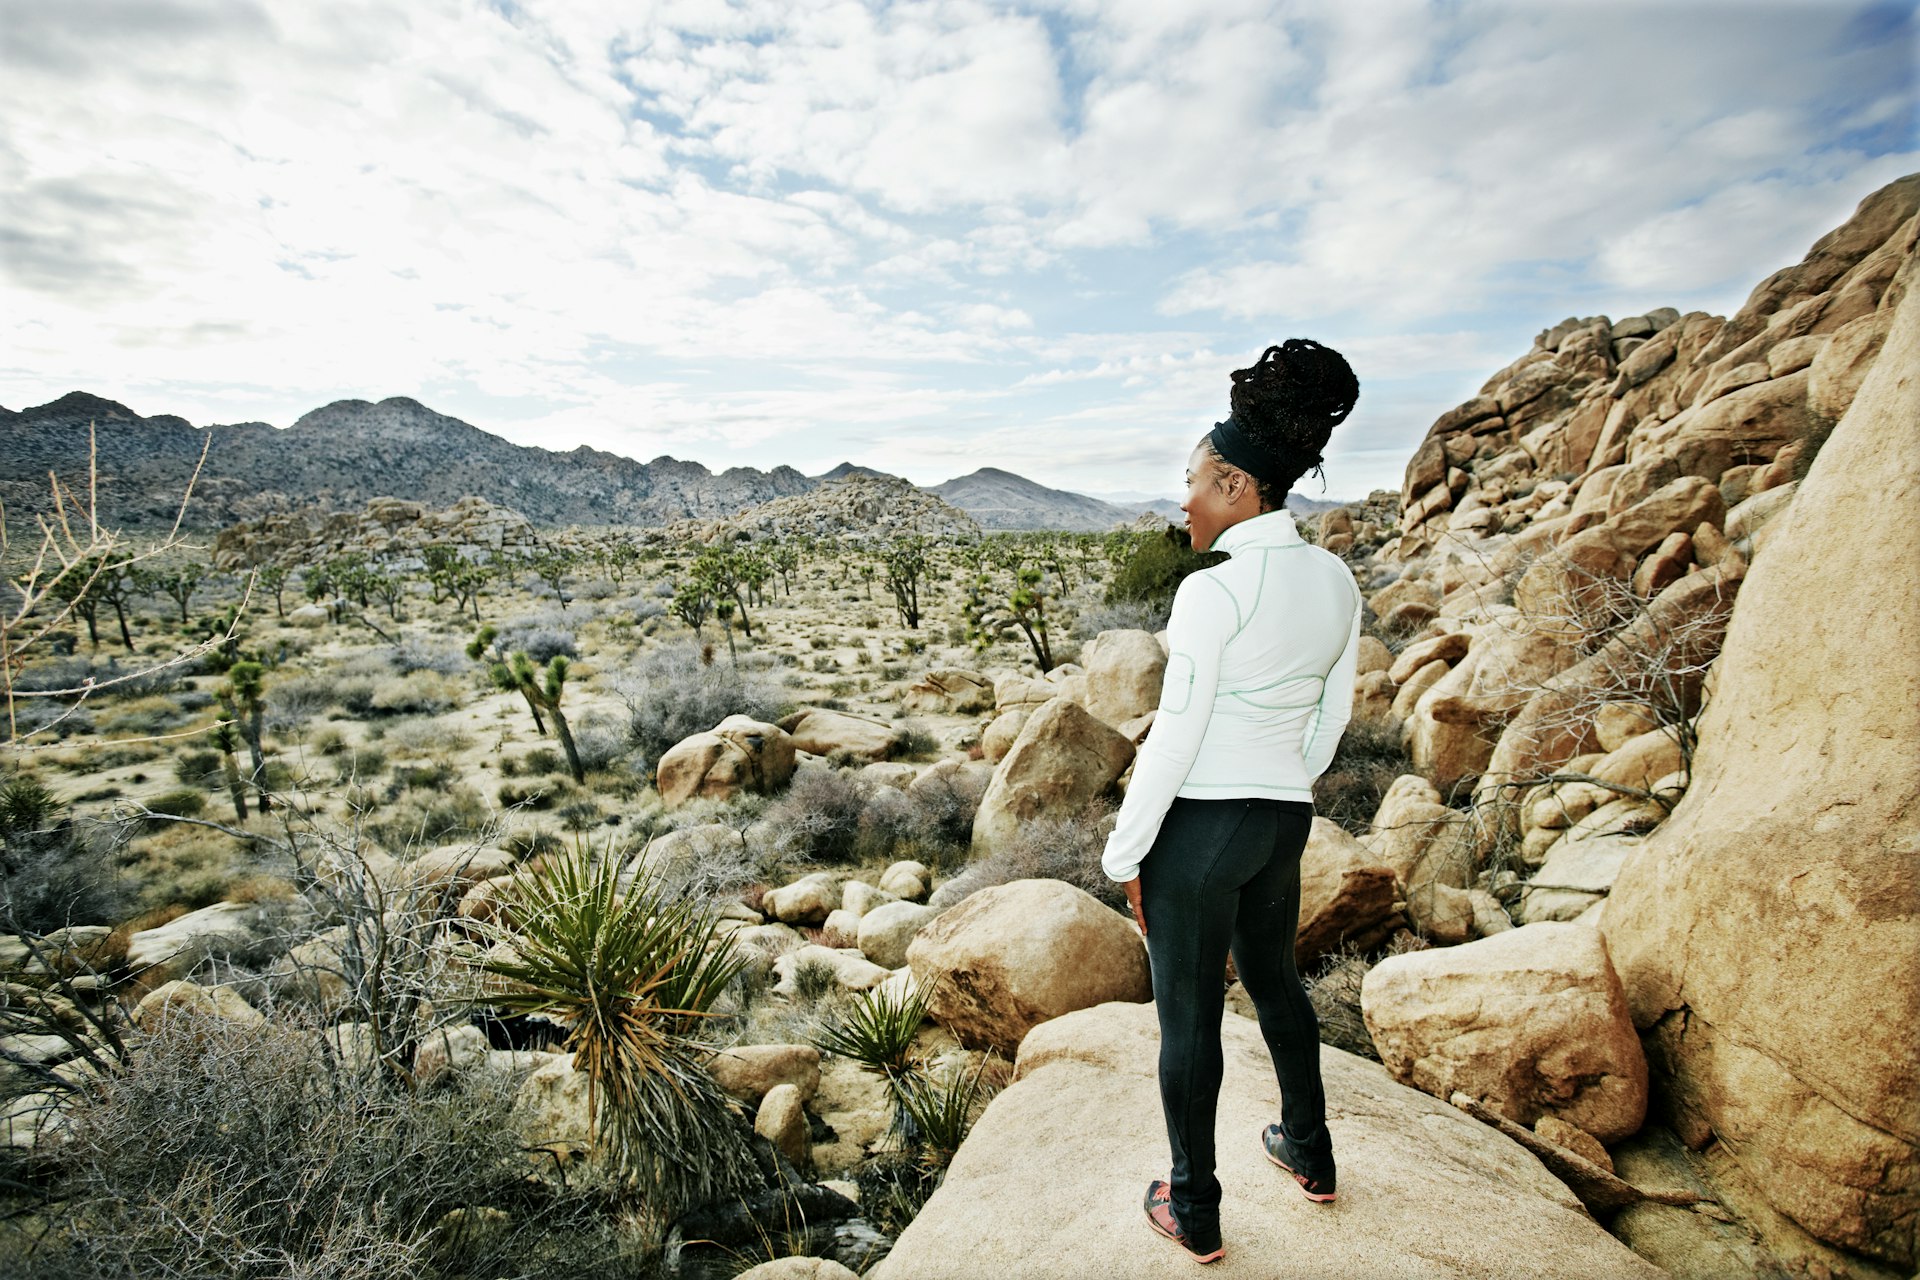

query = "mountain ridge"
[1,392,1280,533]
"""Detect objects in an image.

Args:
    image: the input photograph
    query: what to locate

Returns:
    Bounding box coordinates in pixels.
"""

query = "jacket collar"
[1209,507,1303,557]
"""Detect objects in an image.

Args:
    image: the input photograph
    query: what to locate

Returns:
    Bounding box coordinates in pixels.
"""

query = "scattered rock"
[778,708,906,762]
[970,699,1132,857]
[900,668,994,715]
[755,1082,810,1168]
[708,1044,822,1107]
[656,715,798,809]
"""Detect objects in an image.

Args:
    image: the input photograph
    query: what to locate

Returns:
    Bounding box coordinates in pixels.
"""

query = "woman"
[1102,339,1363,1266]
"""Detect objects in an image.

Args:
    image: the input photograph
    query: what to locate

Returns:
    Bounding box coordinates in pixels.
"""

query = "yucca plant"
[810,977,938,1086]
[478,842,763,1218]
[894,1052,998,1169]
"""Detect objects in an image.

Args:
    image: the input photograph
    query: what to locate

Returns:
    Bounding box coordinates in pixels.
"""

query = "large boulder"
[655,715,797,808]
[869,1001,1661,1280]
[777,707,905,762]
[1294,819,1402,970]
[905,879,1149,1054]
[856,900,934,969]
[1602,225,1920,1266]
[1361,923,1649,1144]
[1079,629,1167,728]
[970,698,1133,857]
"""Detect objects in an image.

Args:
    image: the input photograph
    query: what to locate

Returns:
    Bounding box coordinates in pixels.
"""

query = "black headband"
[1213,420,1290,485]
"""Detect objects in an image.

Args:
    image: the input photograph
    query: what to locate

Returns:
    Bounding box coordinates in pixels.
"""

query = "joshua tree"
[487,649,584,784]
[209,720,249,821]
[467,625,546,734]
[422,544,490,622]
[669,573,713,638]
[138,560,206,625]
[46,557,104,649]
[256,563,291,617]
[525,546,576,609]
[714,598,739,665]
[218,659,272,813]
[883,535,928,629]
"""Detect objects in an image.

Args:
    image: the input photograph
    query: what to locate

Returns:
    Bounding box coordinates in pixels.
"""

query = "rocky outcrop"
[659,472,980,546]
[212,494,544,569]
[905,879,1150,1054]
[1079,629,1167,728]
[1601,229,1920,1267]
[870,1001,1661,1279]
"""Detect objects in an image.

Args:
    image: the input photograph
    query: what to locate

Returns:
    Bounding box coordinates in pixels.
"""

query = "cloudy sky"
[2,1,1913,501]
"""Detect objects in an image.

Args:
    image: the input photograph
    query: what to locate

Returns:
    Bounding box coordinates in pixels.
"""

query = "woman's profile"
[1101,339,1363,1265]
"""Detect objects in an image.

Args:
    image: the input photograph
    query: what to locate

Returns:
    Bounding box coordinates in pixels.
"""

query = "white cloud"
[2,0,1910,505]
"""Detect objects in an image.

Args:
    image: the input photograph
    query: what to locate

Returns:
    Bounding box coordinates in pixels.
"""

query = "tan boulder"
[1590,726,1685,792]
[1354,634,1393,677]
[404,843,517,890]
[840,880,895,917]
[905,878,1150,1054]
[707,1044,822,1107]
[132,979,264,1029]
[1080,629,1167,728]
[856,900,934,970]
[1295,819,1402,970]
[1389,657,1449,720]
[655,715,797,808]
[991,672,1055,712]
[735,1259,859,1280]
[413,1024,490,1087]
[980,707,1028,764]
[970,698,1133,857]
[1533,1116,1613,1174]
[1387,631,1471,686]
[777,707,905,762]
[773,945,891,996]
[1361,922,1648,1143]
[869,1001,1661,1280]
[1361,774,1462,887]
[877,859,931,902]
[1602,237,1920,1265]
[754,1082,810,1168]
[1520,798,1664,923]
[1807,307,1893,421]
[818,909,861,948]
[124,901,266,984]
[1368,575,1439,619]
[1592,702,1660,753]
[901,668,994,714]
[763,873,839,926]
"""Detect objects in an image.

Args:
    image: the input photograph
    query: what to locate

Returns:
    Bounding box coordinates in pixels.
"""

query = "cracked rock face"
[1602,229,1920,1269]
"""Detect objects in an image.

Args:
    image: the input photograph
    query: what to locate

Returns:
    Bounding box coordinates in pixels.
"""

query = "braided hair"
[1207,339,1359,510]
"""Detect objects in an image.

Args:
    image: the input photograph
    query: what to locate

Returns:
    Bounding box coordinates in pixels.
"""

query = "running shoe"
[1143,1178,1224,1264]
[1262,1124,1337,1202]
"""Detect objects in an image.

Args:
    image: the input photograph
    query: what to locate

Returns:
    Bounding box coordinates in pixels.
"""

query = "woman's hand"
[1122,876,1147,937]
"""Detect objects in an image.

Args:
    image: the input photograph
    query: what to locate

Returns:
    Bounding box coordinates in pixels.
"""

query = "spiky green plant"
[477,844,763,1217]
[811,977,937,1084]
[894,1053,998,1167]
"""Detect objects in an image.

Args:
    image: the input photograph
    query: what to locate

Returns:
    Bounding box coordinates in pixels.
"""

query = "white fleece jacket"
[1101,508,1363,883]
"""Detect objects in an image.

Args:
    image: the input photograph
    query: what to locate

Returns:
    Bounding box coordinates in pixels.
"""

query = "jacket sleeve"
[1299,580,1363,781]
[1100,572,1234,882]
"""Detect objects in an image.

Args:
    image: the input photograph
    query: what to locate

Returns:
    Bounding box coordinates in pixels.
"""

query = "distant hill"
[928,467,1142,531]
[0,392,813,531]
[0,390,1357,536]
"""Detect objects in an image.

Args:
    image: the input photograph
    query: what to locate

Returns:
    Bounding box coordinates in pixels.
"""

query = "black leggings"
[1139,795,1332,1241]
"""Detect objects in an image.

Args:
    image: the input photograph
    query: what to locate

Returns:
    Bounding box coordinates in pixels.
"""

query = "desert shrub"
[396,760,457,791]
[612,641,791,769]
[9,1016,634,1279]
[1107,528,1223,609]
[306,727,347,756]
[386,637,469,676]
[930,800,1121,912]
[331,745,389,785]
[523,746,565,775]
[874,764,987,869]
[172,748,224,787]
[759,767,871,864]
[1072,598,1171,639]
[494,616,577,665]
[142,788,206,820]
[1314,717,1418,834]
[369,670,464,716]
[557,799,605,832]
[95,695,187,736]
[383,718,473,759]
[265,671,336,731]
[332,676,380,717]
[120,821,251,913]
[0,778,133,929]
[568,711,632,775]
[896,722,939,761]
[363,784,492,853]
